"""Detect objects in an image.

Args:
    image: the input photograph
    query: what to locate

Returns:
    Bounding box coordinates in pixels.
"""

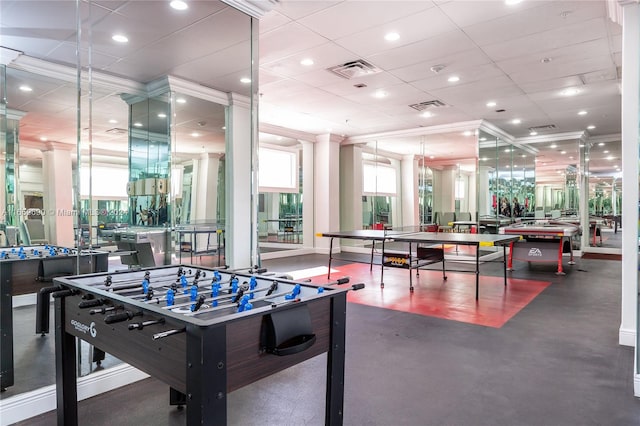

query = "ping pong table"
[321,229,520,300]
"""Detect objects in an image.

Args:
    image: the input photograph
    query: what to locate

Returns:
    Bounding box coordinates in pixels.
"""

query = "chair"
[22,219,48,245]
[437,212,456,232]
[456,212,472,232]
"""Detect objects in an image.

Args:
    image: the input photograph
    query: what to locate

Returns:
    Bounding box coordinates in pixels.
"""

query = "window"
[258,147,298,193]
[363,162,396,195]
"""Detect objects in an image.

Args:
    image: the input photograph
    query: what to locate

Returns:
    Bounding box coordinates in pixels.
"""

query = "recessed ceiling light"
[560,87,580,96]
[578,110,588,116]
[240,77,251,84]
[108,119,118,124]
[587,125,596,130]
[569,156,574,160]
[505,0,523,5]
[607,156,614,161]
[170,0,188,10]
[373,90,387,98]
[505,148,511,152]
[191,132,200,137]
[511,118,521,124]
[384,32,400,41]
[550,143,557,148]
[429,155,435,159]
[112,34,129,43]
[561,150,567,154]
[463,131,472,136]
[604,150,609,153]
[19,85,33,92]
[579,143,585,147]
[176,98,187,104]
[300,58,314,66]
[40,136,48,141]
[447,75,460,83]
[421,111,433,118]
[521,154,526,158]
[133,122,143,127]
[585,157,590,162]
[598,142,605,146]
[529,131,537,136]
[486,101,497,107]
[480,137,487,141]
[157,113,167,118]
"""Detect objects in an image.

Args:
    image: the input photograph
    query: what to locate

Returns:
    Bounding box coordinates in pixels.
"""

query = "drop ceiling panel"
[481,18,609,62]
[114,0,229,33]
[171,40,252,82]
[410,63,506,93]
[437,0,546,28]
[45,42,121,71]
[260,42,359,76]
[342,83,429,108]
[0,1,78,33]
[259,22,329,64]
[274,1,343,21]
[461,1,605,47]
[496,37,612,74]
[367,29,476,70]
[511,57,615,88]
[389,48,492,82]
[318,72,405,97]
[334,6,458,58]
[260,11,293,33]
[429,75,523,105]
[297,1,434,41]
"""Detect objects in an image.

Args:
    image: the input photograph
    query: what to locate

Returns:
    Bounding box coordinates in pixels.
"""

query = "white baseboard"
[12,293,37,308]
[0,364,149,425]
[619,327,636,347]
[260,247,314,260]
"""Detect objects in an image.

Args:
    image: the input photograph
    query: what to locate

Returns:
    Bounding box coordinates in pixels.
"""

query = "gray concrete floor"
[10,253,640,425]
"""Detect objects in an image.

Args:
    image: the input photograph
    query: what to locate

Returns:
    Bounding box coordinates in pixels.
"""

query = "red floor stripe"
[306,263,551,328]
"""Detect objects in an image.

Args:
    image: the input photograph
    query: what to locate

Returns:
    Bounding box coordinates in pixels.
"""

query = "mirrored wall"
[0,0,256,414]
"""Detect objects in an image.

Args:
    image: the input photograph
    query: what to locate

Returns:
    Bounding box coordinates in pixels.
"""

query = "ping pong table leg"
[380,239,385,288]
[408,243,414,292]
[503,246,508,287]
[441,244,447,281]
[507,242,514,271]
[555,239,565,275]
[370,240,375,272]
[475,244,480,300]
[567,236,576,266]
[327,237,334,280]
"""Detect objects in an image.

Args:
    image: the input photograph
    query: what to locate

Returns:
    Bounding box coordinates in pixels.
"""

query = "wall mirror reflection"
[0,0,255,417]
[257,133,303,255]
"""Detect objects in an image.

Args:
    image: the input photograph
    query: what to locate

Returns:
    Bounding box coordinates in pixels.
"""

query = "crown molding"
[220,0,278,19]
[259,123,316,142]
[345,120,484,143]
[8,55,145,96]
[227,92,251,109]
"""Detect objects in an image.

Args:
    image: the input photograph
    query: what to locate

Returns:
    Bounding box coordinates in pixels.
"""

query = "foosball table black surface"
[52,264,350,426]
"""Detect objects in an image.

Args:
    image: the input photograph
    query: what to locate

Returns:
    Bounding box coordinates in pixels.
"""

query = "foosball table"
[52,265,361,425]
[0,245,108,391]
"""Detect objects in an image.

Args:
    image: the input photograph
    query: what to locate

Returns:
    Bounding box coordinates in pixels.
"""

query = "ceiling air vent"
[326,59,382,79]
[105,128,128,134]
[528,124,557,132]
[409,100,446,111]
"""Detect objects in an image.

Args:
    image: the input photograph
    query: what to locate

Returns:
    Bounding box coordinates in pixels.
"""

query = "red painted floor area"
[306,263,551,328]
